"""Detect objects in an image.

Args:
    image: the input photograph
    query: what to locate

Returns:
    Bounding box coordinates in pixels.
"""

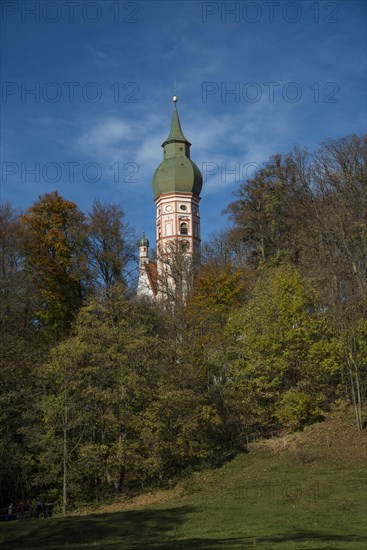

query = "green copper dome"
[139,232,149,247]
[153,156,202,197]
[152,100,202,198]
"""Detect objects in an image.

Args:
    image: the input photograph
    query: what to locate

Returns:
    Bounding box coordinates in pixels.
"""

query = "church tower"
[137,232,157,298]
[138,97,202,300]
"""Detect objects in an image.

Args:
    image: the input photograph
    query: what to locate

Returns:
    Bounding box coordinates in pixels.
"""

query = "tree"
[303,135,367,429]
[166,263,253,453]
[224,264,342,432]
[201,228,250,268]
[87,200,136,288]
[225,135,367,430]
[20,191,88,337]
[225,150,310,266]
[38,288,175,510]
[139,389,222,480]
[0,202,38,333]
[186,261,250,345]
[0,203,48,507]
[155,240,200,316]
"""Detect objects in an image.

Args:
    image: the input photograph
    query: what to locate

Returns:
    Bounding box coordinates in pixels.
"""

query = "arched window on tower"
[180,222,188,235]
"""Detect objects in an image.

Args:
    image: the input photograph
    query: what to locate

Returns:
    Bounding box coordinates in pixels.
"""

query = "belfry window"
[180,222,188,235]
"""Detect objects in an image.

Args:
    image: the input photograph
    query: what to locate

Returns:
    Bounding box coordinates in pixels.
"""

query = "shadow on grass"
[251,530,367,550]
[152,531,367,549]
[1,509,366,549]
[1,507,192,550]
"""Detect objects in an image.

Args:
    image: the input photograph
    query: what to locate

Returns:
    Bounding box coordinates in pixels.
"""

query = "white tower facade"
[155,192,201,258]
[137,233,157,298]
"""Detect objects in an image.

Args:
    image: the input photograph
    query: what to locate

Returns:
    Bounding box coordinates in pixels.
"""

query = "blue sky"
[1,0,366,244]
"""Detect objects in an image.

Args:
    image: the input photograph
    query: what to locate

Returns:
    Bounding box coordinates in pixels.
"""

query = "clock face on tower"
[165,205,173,212]
[193,206,198,215]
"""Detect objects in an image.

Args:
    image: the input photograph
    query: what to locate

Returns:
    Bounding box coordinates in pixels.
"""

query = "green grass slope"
[1,406,366,549]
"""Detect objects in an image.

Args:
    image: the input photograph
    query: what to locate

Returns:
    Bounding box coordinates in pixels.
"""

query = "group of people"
[3,499,53,521]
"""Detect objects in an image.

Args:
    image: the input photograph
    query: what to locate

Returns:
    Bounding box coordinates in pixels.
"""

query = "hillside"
[1,405,366,549]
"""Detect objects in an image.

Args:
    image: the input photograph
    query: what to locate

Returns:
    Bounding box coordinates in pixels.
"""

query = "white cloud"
[77,117,133,155]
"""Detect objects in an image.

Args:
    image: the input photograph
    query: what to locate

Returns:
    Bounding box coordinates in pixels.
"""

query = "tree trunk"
[63,395,68,516]
[347,355,363,431]
[63,426,67,515]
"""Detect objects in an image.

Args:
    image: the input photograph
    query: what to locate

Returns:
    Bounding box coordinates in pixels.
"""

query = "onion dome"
[152,98,202,198]
[139,232,149,247]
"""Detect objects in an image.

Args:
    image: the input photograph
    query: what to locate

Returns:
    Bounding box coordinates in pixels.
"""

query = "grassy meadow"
[1,409,366,549]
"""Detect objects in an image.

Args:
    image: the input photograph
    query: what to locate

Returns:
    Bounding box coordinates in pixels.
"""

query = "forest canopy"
[1,134,366,513]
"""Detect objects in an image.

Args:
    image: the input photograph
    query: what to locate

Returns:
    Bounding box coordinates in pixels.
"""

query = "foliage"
[87,199,136,288]
[186,261,249,343]
[0,134,365,510]
[225,150,310,265]
[1,413,366,549]
[19,191,88,336]
[35,289,221,510]
[224,264,342,431]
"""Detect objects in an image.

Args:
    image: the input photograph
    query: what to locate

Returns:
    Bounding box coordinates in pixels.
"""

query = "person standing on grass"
[35,498,43,519]
[7,502,14,520]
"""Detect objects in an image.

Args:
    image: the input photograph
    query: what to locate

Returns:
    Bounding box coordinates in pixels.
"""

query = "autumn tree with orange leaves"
[20,191,88,336]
